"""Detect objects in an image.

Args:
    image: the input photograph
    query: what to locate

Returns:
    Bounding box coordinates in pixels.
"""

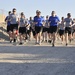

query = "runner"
[48,11,60,47]
[64,13,73,46]
[58,17,65,44]
[25,18,30,41]
[29,17,36,39]
[9,8,19,43]
[33,10,45,45]
[28,17,33,40]
[72,18,75,40]
[19,12,26,45]
[5,11,13,43]
[42,15,49,42]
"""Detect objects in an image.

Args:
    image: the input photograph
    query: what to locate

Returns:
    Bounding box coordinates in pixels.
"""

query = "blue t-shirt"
[5,16,11,26]
[49,16,60,26]
[34,16,45,26]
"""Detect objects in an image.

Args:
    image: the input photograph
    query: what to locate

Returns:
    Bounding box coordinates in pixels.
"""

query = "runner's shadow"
[0,26,9,41]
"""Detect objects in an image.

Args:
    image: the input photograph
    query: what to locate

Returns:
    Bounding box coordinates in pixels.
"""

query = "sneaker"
[35,42,39,45]
[69,39,71,43]
[10,39,13,43]
[14,39,16,43]
[45,40,48,43]
[52,43,55,47]
[39,42,41,45]
[66,43,68,46]
[48,40,52,43]
[19,42,23,45]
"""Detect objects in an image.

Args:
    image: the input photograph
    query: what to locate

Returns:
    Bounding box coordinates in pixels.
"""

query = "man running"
[29,17,36,39]
[64,13,73,46]
[33,10,45,45]
[27,17,33,41]
[58,17,65,44]
[5,11,13,42]
[48,11,60,47]
[9,8,19,43]
[42,15,49,42]
[19,12,26,45]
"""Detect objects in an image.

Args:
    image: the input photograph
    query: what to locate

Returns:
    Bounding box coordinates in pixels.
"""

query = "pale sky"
[0,0,75,19]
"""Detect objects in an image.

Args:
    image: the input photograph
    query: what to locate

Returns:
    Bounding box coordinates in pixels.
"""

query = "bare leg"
[65,33,68,46]
[52,32,56,46]
[36,33,38,43]
[39,32,42,45]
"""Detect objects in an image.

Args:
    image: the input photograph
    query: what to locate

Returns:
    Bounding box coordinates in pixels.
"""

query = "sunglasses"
[13,10,16,12]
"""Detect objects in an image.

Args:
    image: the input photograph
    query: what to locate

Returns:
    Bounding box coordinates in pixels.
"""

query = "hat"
[67,13,71,16]
[13,8,16,12]
[36,10,41,13]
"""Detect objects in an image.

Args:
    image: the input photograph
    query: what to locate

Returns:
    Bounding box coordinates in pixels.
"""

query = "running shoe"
[14,39,16,43]
[52,43,55,47]
[66,43,68,46]
[48,40,52,43]
[19,42,23,45]
[10,39,13,43]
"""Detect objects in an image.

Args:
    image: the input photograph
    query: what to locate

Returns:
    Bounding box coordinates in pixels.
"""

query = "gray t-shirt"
[72,21,75,29]
[29,20,33,26]
[19,18,25,27]
[58,21,65,30]
[44,20,49,28]
[9,13,18,24]
[64,18,72,27]
[29,20,35,30]
[25,20,30,30]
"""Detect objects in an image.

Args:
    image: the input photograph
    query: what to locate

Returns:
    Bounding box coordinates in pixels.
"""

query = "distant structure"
[0,9,7,23]
[0,14,6,23]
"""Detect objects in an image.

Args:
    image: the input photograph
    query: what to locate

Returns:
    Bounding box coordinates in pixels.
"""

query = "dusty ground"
[0,46,75,75]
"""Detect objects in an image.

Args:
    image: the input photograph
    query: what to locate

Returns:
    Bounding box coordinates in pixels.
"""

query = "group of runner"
[5,8,75,47]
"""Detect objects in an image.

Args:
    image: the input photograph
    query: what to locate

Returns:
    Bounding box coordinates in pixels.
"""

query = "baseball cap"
[13,8,16,12]
[36,10,41,13]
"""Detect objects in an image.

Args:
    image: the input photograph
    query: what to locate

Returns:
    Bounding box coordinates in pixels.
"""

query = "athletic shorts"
[32,29,36,36]
[35,26,43,34]
[42,27,49,33]
[59,30,65,36]
[30,27,32,32]
[10,24,18,32]
[19,27,26,34]
[49,26,57,34]
[26,30,31,35]
[7,25,11,32]
[65,27,72,34]
[33,31,36,36]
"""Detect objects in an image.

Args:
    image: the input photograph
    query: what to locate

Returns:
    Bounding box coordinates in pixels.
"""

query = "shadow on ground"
[0,25,9,41]
[0,46,75,75]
